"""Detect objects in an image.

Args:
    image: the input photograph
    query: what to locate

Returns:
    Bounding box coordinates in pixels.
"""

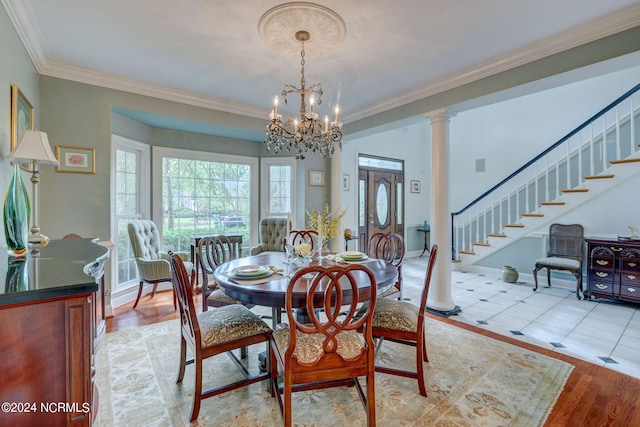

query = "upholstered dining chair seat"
[535,257,581,269]
[359,298,419,333]
[205,287,244,306]
[273,327,365,365]
[196,304,271,348]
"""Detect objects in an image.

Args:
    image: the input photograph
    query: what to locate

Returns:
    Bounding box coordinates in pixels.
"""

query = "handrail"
[452,82,640,217]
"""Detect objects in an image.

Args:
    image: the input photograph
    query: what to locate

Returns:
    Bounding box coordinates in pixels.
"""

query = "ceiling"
[5,1,640,141]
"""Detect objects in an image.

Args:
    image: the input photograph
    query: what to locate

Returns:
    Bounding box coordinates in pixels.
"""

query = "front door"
[357,156,404,253]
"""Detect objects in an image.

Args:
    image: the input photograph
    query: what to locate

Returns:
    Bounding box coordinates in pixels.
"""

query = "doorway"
[357,155,404,253]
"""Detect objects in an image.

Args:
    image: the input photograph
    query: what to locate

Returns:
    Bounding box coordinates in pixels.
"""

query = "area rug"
[96,318,573,426]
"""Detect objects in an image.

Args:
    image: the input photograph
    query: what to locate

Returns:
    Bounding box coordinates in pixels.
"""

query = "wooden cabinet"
[0,239,109,426]
[584,238,640,302]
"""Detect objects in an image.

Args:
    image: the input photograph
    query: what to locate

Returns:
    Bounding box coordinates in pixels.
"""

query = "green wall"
[0,5,39,246]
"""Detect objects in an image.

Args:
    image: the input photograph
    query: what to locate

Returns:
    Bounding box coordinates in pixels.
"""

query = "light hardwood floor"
[106,289,640,426]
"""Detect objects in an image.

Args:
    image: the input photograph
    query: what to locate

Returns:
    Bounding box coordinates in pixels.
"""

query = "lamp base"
[28,233,49,246]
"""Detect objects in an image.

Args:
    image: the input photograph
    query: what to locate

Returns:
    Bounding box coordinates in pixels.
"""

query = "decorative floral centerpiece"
[294,242,312,257]
[306,204,347,250]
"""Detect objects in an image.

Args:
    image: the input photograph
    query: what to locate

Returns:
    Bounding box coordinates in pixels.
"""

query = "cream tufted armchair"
[250,216,291,255]
[127,220,194,309]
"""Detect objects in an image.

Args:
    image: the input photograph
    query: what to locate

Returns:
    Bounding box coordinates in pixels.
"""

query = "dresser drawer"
[589,270,614,284]
[588,281,614,295]
[621,258,640,272]
[619,284,640,300]
[591,257,614,269]
[620,271,640,286]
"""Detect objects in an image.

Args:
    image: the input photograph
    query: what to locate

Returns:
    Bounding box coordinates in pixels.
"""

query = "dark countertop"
[0,238,110,307]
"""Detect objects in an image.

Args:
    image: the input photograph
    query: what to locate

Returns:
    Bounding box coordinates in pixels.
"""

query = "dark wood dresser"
[0,238,109,427]
[584,238,640,302]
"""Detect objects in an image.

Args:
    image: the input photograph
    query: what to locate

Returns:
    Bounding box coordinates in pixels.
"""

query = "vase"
[501,266,519,283]
[4,164,31,257]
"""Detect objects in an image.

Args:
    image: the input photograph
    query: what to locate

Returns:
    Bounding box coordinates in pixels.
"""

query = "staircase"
[452,83,640,266]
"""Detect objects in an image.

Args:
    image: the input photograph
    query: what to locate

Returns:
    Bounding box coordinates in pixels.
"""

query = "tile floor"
[401,255,640,379]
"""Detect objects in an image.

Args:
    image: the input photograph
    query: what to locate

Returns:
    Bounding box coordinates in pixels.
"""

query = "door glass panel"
[397,182,403,225]
[376,183,388,225]
[359,179,366,226]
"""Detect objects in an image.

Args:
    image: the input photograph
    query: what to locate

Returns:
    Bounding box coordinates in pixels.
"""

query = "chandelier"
[264,30,342,160]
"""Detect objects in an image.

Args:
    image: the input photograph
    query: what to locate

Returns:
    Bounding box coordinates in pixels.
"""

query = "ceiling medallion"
[258,2,346,57]
[260,3,346,159]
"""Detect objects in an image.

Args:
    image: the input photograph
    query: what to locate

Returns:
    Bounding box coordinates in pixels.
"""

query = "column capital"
[423,108,456,123]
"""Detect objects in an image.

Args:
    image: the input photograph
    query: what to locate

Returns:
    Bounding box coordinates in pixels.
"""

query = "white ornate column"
[329,145,343,253]
[425,108,460,316]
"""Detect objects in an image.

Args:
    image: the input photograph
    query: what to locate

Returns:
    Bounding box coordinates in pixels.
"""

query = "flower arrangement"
[294,242,312,257]
[306,204,347,245]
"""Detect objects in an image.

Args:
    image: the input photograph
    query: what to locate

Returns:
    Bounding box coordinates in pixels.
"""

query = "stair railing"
[451,82,640,260]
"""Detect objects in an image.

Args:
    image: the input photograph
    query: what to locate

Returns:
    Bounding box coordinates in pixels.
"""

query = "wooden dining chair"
[270,264,377,426]
[367,244,437,397]
[283,229,318,249]
[368,232,406,300]
[168,252,272,422]
[198,235,246,312]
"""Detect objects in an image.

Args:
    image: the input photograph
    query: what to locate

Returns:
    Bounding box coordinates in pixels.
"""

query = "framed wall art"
[56,145,96,174]
[10,84,34,151]
[308,169,324,186]
[410,180,421,193]
[343,174,350,191]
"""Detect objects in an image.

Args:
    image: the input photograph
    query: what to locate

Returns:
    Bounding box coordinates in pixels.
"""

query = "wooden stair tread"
[540,201,566,206]
[487,233,507,238]
[459,250,475,255]
[562,188,589,193]
[473,242,490,247]
[585,174,614,179]
[610,158,640,165]
[504,224,525,228]
[521,213,544,217]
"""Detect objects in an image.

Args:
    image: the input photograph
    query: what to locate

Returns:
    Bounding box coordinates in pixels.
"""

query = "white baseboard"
[111,282,173,308]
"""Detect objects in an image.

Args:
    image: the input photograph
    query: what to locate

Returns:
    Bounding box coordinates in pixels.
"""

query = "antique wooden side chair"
[368,232,406,300]
[270,264,378,426]
[198,235,246,312]
[533,223,584,299]
[168,252,272,422]
[365,244,437,397]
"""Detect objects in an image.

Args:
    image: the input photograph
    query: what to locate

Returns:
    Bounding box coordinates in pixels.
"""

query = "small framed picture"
[56,145,96,174]
[343,174,350,191]
[410,180,421,193]
[10,84,34,152]
[309,169,324,186]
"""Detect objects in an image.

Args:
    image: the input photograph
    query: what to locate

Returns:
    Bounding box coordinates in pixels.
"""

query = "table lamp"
[7,130,59,245]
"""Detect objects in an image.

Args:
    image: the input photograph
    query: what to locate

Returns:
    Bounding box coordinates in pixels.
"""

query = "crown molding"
[346,3,640,122]
[41,60,267,119]
[2,0,49,72]
[5,0,640,124]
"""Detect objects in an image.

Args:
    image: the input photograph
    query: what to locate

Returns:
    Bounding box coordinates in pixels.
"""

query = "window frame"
[152,146,260,247]
[260,156,296,221]
[110,135,150,295]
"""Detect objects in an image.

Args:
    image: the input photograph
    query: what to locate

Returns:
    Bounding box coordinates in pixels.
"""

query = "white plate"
[228,267,273,280]
[231,265,271,277]
[337,251,367,261]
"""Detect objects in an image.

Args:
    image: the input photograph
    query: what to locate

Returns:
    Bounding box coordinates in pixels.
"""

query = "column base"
[426,305,461,318]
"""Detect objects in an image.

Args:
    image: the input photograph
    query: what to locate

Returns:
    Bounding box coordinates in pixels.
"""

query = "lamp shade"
[8,130,59,165]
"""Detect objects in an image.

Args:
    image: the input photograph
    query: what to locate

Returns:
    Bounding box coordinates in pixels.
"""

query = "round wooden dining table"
[213,252,398,323]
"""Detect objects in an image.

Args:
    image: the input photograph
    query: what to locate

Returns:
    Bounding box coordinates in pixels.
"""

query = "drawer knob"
[595,284,608,290]
[629,262,637,267]
[596,272,609,278]
[628,287,636,293]
[628,275,636,280]
[596,260,608,266]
